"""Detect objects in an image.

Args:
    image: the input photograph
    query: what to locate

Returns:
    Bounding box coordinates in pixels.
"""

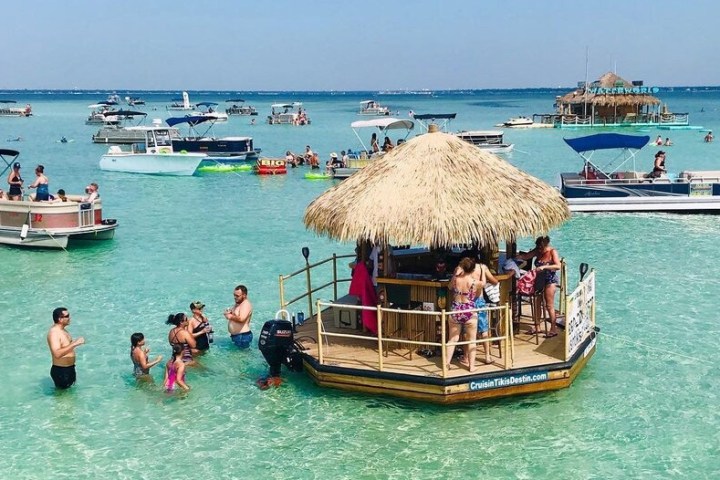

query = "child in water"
[164,344,190,392]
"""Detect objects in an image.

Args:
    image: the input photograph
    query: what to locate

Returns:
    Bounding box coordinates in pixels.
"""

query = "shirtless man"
[47,307,85,389]
[224,285,254,349]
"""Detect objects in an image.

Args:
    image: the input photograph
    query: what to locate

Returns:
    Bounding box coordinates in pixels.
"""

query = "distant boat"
[125,96,146,106]
[358,100,390,116]
[267,102,310,125]
[225,99,258,116]
[166,114,260,162]
[167,91,193,111]
[0,101,32,117]
[495,116,534,128]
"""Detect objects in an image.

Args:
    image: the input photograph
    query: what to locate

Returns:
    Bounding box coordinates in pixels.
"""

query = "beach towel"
[349,262,378,334]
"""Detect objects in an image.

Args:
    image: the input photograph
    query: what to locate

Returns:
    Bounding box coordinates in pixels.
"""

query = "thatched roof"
[303,130,570,248]
[558,72,661,107]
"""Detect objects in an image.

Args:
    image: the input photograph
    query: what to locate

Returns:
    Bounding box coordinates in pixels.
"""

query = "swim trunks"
[50,364,76,389]
[231,332,253,349]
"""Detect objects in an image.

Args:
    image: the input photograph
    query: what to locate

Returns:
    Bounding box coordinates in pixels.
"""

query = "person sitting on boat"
[664,137,673,146]
[649,151,667,178]
[0,189,4,200]
[382,136,394,152]
[54,189,68,202]
[325,152,344,173]
[6,162,23,201]
[705,131,714,143]
[29,165,50,201]
[82,182,99,202]
[370,133,380,154]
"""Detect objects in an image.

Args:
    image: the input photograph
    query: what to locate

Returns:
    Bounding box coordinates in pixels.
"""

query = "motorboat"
[86,104,120,126]
[254,158,287,175]
[455,130,514,154]
[166,115,260,162]
[0,101,32,117]
[561,133,720,213]
[167,91,194,111]
[332,117,414,179]
[0,149,118,249]
[496,116,534,128]
[193,102,228,123]
[91,112,180,144]
[267,102,310,125]
[125,96,145,106]
[358,100,390,116]
[225,99,258,116]
[99,126,206,176]
[412,113,514,154]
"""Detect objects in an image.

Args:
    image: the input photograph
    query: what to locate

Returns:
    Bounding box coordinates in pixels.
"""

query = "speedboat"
[267,102,310,125]
[455,130,514,154]
[166,115,260,162]
[496,116,534,128]
[332,117,414,179]
[192,102,228,123]
[167,91,194,111]
[0,101,32,117]
[561,133,720,213]
[225,99,258,116]
[92,111,168,144]
[125,96,145,106]
[0,149,118,249]
[86,104,120,126]
[99,126,206,176]
[358,100,390,116]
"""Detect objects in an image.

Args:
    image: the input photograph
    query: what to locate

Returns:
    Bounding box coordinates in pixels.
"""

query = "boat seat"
[681,170,720,180]
[108,145,122,154]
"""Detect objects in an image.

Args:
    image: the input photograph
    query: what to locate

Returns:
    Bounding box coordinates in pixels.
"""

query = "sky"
[2,0,720,91]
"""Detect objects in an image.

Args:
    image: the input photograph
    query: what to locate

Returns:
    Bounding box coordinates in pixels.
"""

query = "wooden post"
[279,275,285,310]
[317,300,324,365]
[441,310,447,378]
[377,305,384,372]
[305,261,313,317]
[507,303,514,367]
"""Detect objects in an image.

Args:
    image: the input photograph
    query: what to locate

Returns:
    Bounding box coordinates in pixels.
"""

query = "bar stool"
[515,288,547,345]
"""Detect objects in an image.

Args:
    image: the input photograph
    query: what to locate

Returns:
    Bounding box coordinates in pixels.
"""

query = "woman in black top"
[6,162,23,200]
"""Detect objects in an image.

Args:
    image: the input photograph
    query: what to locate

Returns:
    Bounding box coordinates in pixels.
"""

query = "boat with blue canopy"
[166,115,259,162]
[561,133,720,213]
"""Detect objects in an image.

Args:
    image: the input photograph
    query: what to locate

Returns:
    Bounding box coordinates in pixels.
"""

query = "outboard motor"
[257,310,304,388]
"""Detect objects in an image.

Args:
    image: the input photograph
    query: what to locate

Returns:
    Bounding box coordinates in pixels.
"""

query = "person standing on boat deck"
[649,151,667,178]
[446,257,482,372]
[370,133,380,154]
[47,307,85,389]
[187,301,212,353]
[515,236,562,338]
[705,131,714,143]
[225,285,254,349]
[6,162,23,201]
[82,182,99,202]
[130,332,162,379]
[29,164,49,201]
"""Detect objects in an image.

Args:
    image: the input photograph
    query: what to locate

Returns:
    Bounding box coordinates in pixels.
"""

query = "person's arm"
[134,348,162,370]
[515,248,537,262]
[29,177,40,189]
[163,363,169,386]
[182,330,197,349]
[175,363,190,391]
[47,332,84,358]
[484,265,499,285]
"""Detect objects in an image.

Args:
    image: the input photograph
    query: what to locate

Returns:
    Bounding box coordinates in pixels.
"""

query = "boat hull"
[173,138,259,162]
[99,153,205,176]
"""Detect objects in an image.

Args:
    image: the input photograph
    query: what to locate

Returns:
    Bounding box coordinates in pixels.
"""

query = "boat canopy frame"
[350,118,415,152]
[165,115,219,138]
[0,148,20,178]
[564,133,651,177]
[411,113,457,132]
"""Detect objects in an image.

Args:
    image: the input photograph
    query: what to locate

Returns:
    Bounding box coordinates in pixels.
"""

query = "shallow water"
[1,89,719,478]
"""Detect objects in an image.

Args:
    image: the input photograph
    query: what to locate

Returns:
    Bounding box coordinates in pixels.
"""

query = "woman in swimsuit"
[445,257,483,372]
[187,301,212,352]
[164,344,190,392]
[130,332,163,379]
[166,313,197,364]
[6,162,23,201]
[516,236,562,337]
[29,164,49,201]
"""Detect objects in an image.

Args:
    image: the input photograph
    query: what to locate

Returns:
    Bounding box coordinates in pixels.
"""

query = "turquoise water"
[1,89,720,478]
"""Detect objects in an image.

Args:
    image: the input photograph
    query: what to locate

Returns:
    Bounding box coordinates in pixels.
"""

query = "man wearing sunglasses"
[47,307,85,389]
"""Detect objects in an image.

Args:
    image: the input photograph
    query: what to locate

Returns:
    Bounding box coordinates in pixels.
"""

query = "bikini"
[169,329,193,363]
[450,279,476,324]
[36,182,49,201]
[8,174,22,196]
[131,347,149,377]
[535,257,560,286]
[165,361,184,391]
[192,317,210,351]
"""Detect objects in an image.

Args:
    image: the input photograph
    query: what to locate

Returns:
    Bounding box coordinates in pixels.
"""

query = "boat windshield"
[155,130,173,147]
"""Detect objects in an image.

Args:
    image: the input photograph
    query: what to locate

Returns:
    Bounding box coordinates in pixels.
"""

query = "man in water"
[46,307,85,389]
[224,285,254,349]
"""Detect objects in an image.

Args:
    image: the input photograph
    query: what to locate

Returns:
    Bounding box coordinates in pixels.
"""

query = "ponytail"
[166,312,186,326]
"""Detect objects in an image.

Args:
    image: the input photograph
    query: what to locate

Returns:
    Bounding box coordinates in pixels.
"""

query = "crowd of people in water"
[1,161,99,202]
[46,285,254,392]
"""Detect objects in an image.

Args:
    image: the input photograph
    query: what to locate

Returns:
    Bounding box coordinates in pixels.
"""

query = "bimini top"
[104,110,146,117]
[0,148,20,156]
[226,98,245,103]
[360,100,379,105]
[271,102,302,109]
[0,100,18,104]
[350,118,414,130]
[166,115,215,127]
[195,102,218,108]
[564,133,650,153]
[411,113,457,120]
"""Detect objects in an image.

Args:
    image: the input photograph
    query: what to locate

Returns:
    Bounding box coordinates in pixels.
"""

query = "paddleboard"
[198,164,253,173]
[304,172,332,180]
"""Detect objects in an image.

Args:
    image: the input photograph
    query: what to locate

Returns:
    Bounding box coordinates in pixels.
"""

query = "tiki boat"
[271,126,597,404]
[532,72,694,130]
[0,150,117,248]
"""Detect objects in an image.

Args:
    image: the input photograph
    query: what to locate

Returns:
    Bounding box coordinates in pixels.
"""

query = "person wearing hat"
[650,150,667,178]
[187,301,212,352]
[6,162,23,201]
[325,152,344,173]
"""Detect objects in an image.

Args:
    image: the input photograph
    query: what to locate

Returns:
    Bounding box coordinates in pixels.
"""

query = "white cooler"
[333,294,360,329]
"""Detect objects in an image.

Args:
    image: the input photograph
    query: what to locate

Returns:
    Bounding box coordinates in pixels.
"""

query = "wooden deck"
[294,306,566,381]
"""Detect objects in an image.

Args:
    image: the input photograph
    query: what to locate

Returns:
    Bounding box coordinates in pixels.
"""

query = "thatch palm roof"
[558,72,661,107]
[304,129,570,248]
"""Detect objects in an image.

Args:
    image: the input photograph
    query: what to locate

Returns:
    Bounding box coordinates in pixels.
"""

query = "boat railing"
[312,300,513,377]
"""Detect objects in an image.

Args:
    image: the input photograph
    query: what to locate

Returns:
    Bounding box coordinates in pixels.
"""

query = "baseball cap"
[190,301,205,310]
[13,162,20,169]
